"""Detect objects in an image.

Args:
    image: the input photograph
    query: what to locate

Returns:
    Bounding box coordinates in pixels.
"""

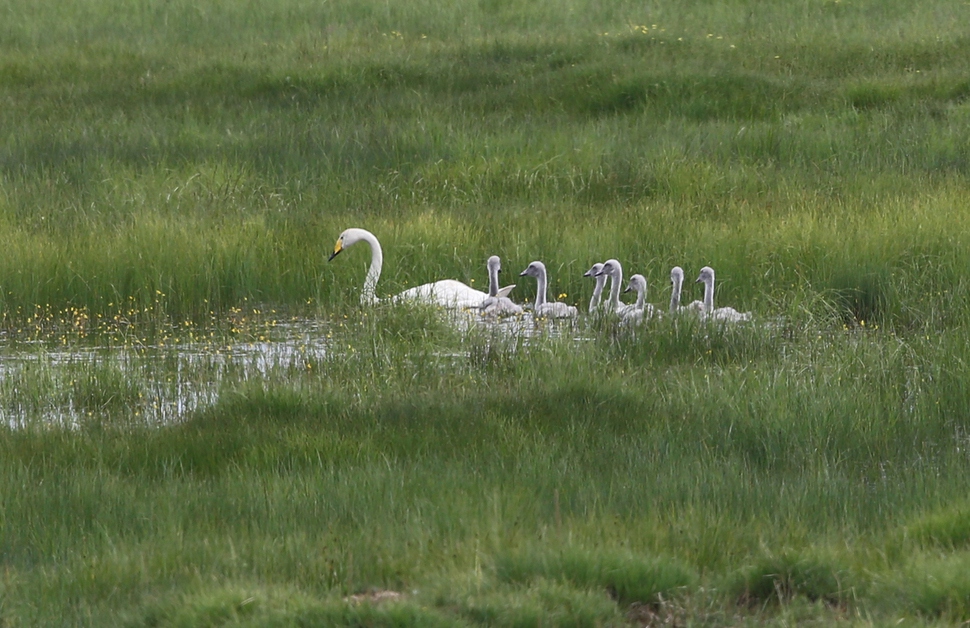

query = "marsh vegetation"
[3,0,970,624]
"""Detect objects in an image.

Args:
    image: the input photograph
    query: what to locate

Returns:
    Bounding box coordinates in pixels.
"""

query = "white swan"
[329,228,490,308]
[695,266,752,322]
[583,262,607,313]
[669,266,704,314]
[480,255,523,317]
[595,259,635,316]
[519,261,578,319]
[622,274,662,323]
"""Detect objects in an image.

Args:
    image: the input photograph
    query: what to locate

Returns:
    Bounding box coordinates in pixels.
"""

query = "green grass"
[3,0,970,623]
[3,310,970,623]
[2,0,970,322]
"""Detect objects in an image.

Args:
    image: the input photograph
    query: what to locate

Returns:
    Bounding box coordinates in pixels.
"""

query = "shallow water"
[0,310,583,428]
[0,318,334,428]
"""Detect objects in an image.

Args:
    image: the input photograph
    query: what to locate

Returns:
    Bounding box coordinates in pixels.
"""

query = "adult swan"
[329,228,490,308]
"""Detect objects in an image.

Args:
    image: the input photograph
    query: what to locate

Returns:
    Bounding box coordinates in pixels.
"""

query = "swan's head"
[487,255,502,274]
[329,228,371,261]
[625,274,647,294]
[583,262,604,278]
[671,266,684,285]
[696,266,715,285]
[519,261,546,278]
[597,259,622,278]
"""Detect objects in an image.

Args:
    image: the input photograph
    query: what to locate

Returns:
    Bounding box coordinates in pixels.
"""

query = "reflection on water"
[0,309,581,428]
[0,318,334,428]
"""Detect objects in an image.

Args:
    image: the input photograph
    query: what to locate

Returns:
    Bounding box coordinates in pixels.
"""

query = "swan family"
[330,228,752,322]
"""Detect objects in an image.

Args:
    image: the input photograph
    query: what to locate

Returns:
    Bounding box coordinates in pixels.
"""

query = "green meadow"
[4,0,970,623]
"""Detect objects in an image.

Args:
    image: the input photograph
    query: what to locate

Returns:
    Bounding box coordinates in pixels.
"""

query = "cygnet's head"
[597,259,622,278]
[519,261,547,278]
[584,262,604,278]
[625,274,647,294]
[696,266,715,285]
[487,255,502,274]
[671,266,684,285]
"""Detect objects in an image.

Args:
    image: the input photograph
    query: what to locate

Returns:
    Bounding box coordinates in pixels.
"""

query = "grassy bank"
[3,0,970,623]
[4,309,970,624]
[2,0,970,323]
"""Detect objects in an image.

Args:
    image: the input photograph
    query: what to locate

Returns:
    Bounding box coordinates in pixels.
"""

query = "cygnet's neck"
[702,276,715,313]
[670,275,682,311]
[607,265,623,310]
[590,275,606,311]
[488,263,500,297]
[534,268,548,308]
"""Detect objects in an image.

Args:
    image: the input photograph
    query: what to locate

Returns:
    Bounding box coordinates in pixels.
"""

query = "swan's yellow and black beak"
[328,237,344,262]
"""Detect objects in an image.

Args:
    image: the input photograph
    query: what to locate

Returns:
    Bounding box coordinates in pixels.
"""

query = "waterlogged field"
[4,0,970,624]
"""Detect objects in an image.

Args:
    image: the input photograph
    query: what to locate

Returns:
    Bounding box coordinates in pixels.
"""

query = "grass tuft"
[906,502,970,550]
[726,551,854,606]
[135,584,457,628]
[494,547,696,606]
[875,553,970,621]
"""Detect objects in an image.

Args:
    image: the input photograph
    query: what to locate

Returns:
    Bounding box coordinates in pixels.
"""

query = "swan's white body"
[480,255,523,317]
[329,228,489,308]
[695,266,752,322]
[669,266,704,314]
[622,274,662,323]
[596,259,635,316]
[519,261,578,319]
[583,262,607,313]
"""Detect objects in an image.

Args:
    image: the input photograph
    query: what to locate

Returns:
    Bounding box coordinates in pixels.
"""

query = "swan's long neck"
[670,275,681,311]
[635,286,645,310]
[703,276,714,313]
[534,268,548,309]
[360,231,383,305]
[488,264,500,297]
[608,266,623,310]
[590,276,606,311]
